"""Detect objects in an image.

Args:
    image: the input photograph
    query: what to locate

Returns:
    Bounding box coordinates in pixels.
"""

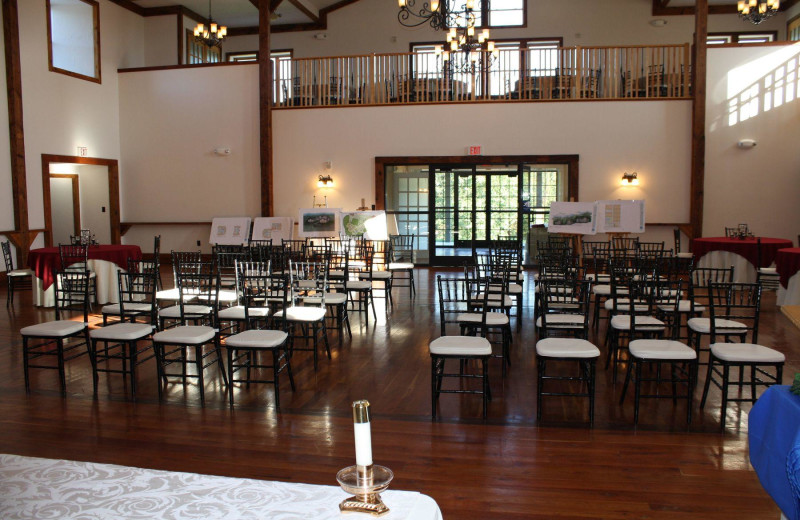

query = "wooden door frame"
[41,154,120,247]
[48,174,81,239]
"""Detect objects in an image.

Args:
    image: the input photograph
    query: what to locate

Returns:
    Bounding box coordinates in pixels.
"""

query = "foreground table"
[692,236,793,283]
[777,248,800,306]
[0,454,442,519]
[27,245,142,307]
[749,385,800,520]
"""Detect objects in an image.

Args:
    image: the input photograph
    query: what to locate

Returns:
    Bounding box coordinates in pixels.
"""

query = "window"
[227,52,258,62]
[790,15,800,42]
[224,50,293,104]
[186,31,221,64]
[526,40,560,75]
[707,32,776,45]
[46,0,101,83]
[445,0,523,28]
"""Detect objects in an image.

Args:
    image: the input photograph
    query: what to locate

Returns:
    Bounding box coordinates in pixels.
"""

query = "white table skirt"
[696,251,757,283]
[0,454,443,520]
[777,271,800,306]
[33,259,124,307]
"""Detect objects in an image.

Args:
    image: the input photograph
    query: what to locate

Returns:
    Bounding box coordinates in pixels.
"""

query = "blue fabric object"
[749,385,800,520]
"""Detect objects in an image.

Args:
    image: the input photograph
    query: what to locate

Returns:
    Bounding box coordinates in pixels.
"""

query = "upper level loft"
[273,43,692,108]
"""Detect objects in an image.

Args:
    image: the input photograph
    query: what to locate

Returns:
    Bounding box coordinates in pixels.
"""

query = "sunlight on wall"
[727,43,800,126]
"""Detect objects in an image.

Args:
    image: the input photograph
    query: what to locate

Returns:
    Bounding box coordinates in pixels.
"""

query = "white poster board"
[548,202,597,235]
[340,211,389,240]
[298,208,341,238]
[209,217,252,245]
[251,217,293,243]
[595,200,646,233]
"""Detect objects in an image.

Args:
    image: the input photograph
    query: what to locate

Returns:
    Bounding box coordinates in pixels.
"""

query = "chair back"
[59,244,89,271]
[367,240,391,272]
[289,260,327,309]
[248,240,273,263]
[282,239,308,263]
[117,270,158,325]
[436,275,469,336]
[539,279,592,339]
[171,250,202,283]
[349,244,373,282]
[2,241,14,271]
[650,278,683,340]
[673,228,682,253]
[707,282,761,343]
[328,251,349,292]
[175,261,216,325]
[305,243,332,264]
[54,270,90,322]
[689,266,735,314]
[236,261,286,328]
[389,234,414,263]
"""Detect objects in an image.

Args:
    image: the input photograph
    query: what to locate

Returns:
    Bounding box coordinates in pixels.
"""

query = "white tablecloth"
[0,454,443,520]
[777,271,800,306]
[696,250,757,283]
[32,259,124,307]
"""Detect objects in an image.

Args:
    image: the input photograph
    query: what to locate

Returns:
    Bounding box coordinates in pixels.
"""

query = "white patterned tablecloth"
[0,454,443,520]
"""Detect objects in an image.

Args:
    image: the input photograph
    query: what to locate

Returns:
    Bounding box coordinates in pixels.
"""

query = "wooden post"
[259,0,273,216]
[689,0,708,240]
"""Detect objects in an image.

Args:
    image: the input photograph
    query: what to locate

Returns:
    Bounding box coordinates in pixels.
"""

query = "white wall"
[144,15,178,67]
[703,43,800,241]
[18,0,144,253]
[49,176,76,245]
[225,0,788,59]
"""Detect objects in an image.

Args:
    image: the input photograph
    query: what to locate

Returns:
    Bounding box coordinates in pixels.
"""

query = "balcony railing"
[273,44,691,108]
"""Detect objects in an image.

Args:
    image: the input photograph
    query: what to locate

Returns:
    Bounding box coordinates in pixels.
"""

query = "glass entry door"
[430,164,520,265]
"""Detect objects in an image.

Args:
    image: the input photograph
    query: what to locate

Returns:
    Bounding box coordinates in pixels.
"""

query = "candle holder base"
[337,465,393,517]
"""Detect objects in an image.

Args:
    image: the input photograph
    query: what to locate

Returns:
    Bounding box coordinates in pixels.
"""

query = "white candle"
[352,400,373,467]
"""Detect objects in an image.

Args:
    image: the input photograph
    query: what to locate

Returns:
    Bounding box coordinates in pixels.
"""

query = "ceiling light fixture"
[737,0,779,25]
[621,172,639,186]
[194,0,227,48]
[434,0,498,74]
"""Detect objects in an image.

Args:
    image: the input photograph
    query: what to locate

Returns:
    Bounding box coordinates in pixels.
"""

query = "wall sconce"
[621,171,639,186]
[318,174,334,187]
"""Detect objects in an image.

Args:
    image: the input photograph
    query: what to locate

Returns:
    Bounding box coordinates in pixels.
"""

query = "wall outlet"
[101,206,106,213]
[196,240,201,246]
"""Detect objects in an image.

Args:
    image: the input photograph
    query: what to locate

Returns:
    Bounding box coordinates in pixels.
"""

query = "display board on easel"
[209,217,252,245]
[548,202,598,235]
[298,208,341,238]
[340,211,388,240]
[595,200,646,234]
[251,217,293,242]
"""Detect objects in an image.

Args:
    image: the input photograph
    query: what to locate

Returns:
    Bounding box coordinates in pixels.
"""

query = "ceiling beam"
[107,0,145,15]
[270,0,285,11]
[652,0,738,16]
[287,0,320,23]
[258,0,273,217]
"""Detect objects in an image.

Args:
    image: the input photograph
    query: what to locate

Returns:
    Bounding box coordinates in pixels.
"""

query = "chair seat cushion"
[8,268,33,277]
[659,300,704,314]
[758,267,778,274]
[305,292,347,305]
[456,312,510,326]
[155,288,194,301]
[388,262,414,270]
[536,313,586,328]
[429,336,491,356]
[225,329,288,349]
[347,281,372,290]
[629,339,696,360]
[361,271,391,280]
[610,315,665,330]
[535,338,599,358]
[592,284,611,295]
[274,306,327,322]
[101,303,153,316]
[709,342,785,363]
[217,305,270,320]
[329,270,346,278]
[159,305,213,318]
[153,325,215,344]
[676,252,694,259]
[507,283,523,295]
[687,317,746,334]
[473,295,513,308]
[21,320,87,337]
[91,323,154,341]
[604,298,649,312]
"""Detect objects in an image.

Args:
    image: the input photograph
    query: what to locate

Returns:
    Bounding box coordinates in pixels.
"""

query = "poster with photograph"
[548,202,597,235]
[340,211,388,240]
[595,200,646,233]
[209,217,252,245]
[251,217,293,243]
[298,208,341,238]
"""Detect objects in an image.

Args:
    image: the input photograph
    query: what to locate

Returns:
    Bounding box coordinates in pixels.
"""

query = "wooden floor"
[1,267,797,519]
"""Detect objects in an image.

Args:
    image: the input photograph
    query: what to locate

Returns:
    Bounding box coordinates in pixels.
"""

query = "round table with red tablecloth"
[692,237,793,283]
[27,245,142,307]
[776,247,800,306]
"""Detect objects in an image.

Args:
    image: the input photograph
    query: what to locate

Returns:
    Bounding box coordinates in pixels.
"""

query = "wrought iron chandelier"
[436,23,498,74]
[194,0,227,48]
[397,0,449,30]
[737,0,779,25]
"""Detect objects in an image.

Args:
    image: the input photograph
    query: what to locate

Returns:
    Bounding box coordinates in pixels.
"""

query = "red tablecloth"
[776,248,800,289]
[692,237,793,269]
[28,245,142,290]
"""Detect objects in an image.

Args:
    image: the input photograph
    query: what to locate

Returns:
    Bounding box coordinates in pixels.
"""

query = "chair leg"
[228,347,235,409]
[272,349,281,412]
[719,363,730,432]
[699,354,715,409]
[196,345,205,406]
[90,339,99,396]
[431,357,438,418]
[588,360,596,426]
[22,337,30,392]
[536,358,545,422]
[57,339,67,396]
[482,357,488,421]
[633,361,642,425]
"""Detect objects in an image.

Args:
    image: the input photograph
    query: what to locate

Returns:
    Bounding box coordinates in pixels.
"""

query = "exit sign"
[468,145,482,155]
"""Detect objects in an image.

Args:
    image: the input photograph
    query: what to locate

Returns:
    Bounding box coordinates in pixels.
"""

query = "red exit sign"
[468,145,482,155]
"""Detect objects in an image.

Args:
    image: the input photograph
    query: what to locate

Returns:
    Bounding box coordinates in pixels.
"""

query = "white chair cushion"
[225,329,288,349]
[758,267,778,274]
[153,325,215,344]
[101,303,153,316]
[274,306,327,322]
[217,305,270,320]
[388,262,414,270]
[159,305,213,318]
[687,318,746,334]
[429,336,492,356]
[535,338,599,358]
[507,283,523,295]
[592,284,611,295]
[155,288,194,301]
[90,323,154,341]
[604,298,650,312]
[676,252,694,259]
[21,320,87,338]
[473,295,513,308]
[585,274,611,283]
[536,314,586,328]
[347,281,372,290]
[8,268,33,277]
[610,315,665,330]
[659,300,704,314]
[629,339,696,360]
[362,271,391,280]
[329,270,346,278]
[709,343,785,363]
[305,292,347,305]
[456,312,510,326]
